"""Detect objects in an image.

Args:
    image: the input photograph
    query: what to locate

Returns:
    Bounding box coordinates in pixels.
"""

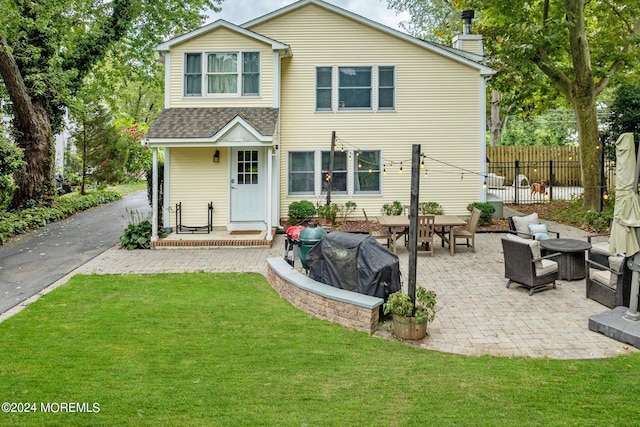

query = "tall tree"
[0,0,220,209]
[390,0,640,209]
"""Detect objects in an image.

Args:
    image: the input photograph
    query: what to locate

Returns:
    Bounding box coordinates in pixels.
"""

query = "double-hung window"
[184,53,202,96]
[339,67,372,110]
[321,151,347,193]
[316,67,332,111]
[242,52,260,95]
[378,66,395,110]
[288,152,315,195]
[185,51,260,97]
[354,151,381,193]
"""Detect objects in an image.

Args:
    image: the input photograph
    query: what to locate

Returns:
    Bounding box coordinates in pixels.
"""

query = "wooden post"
[326,131,336,206]
[408,144,420,305]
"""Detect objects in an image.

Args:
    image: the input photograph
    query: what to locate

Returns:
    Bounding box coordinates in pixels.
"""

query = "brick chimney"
[452,10,483,56]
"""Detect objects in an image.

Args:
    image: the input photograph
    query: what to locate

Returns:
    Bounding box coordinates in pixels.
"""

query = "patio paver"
[9,216,638,360]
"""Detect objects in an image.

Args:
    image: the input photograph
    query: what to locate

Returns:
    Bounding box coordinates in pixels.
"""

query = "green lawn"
[1,273,639,426]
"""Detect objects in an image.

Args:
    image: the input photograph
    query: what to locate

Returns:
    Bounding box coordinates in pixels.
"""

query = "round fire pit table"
[540,238,592,281]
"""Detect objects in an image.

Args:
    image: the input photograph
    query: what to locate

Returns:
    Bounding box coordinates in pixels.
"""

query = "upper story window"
[316,65,395,112]
[339,67,371,110]
[378,66,395,110]
[316,67,332,111]
[184,51,260,97]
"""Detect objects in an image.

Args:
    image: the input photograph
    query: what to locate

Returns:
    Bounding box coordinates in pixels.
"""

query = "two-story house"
[145,0,493,242]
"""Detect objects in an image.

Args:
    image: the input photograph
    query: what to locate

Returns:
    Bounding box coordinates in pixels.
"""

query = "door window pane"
[238,150,258,185]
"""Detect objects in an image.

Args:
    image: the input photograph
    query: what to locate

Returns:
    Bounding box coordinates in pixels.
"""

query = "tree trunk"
[11,102,55,209]
[572,91,600,211]
[490,90,503,146]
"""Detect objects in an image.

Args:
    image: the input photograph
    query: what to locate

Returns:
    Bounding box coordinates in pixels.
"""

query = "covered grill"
[305,231,401,300]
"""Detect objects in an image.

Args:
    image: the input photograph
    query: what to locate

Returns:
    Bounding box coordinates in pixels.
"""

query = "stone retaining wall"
[266,257,383,334]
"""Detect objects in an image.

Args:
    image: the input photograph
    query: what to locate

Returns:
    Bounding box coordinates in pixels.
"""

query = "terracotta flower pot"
[392,314,427,340]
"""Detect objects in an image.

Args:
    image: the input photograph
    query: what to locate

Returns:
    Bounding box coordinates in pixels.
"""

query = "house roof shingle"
[145,107,279,140]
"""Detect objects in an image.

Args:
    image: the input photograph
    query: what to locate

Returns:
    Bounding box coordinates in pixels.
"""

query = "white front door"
[230,148,265,223]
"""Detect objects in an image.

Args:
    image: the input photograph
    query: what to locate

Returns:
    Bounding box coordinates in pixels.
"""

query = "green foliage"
[337,201,357,223]
[467,202,495,226]
[546,196,614,233]
[500,111,577,146]
[382,201,403,216]
[115,117,153,179]
[316,203,339,225]
[120,210,153,250]
[383,288,437,324]
[0,137,25,209]
[288,200,316,224]
[603,84,640,159]
[418,201,443,215]
[0,190,121,245]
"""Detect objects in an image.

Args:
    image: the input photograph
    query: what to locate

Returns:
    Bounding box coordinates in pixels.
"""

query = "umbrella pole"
[625,231,640,321]
[624,141,640,321]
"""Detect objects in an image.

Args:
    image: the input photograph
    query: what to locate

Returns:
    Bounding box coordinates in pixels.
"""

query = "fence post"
[514,160,520,204]
[549,160,554,201]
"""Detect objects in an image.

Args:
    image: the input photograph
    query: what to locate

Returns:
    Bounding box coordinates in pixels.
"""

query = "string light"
[383,166,387,175]
[482,180,487,189]
[603,193,609,200]
[399,162,403,174]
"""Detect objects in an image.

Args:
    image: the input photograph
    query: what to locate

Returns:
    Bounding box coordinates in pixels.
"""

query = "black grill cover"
[305,232,401,299]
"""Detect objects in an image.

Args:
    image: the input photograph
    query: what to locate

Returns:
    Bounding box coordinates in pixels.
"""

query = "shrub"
[382,201,403,216]
[288,200,316,224]
[418,201,443,215]
[337,201,357,223]
[467,202,495,225]
[317,203,339,225]
[120,219,153,250]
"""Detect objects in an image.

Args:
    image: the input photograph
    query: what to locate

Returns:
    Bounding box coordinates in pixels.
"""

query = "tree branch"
[0,37,35,126]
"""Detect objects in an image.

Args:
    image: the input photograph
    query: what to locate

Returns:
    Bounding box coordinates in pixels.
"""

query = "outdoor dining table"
[376,214,468,255]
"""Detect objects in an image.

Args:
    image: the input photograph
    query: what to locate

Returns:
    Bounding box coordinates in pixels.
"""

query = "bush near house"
[467,202,495,225]
[288,200,316,224]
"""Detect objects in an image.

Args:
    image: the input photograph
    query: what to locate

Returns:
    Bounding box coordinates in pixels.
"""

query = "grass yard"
[1,273,640,426]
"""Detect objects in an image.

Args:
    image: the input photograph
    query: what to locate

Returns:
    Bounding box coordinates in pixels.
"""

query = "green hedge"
[0,191,122,245]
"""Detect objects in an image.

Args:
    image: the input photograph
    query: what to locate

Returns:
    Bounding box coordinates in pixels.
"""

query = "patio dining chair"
[451,208,481,254]
[417,215,435,256]
[362,209,392,250]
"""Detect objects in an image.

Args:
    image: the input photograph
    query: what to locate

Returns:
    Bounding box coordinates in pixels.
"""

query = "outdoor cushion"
[505,233,544,269]
[536,259,558,277]
[608,256,625,287]
[591,241,613,256]
[512,213,539,237]
[528,223,549,240]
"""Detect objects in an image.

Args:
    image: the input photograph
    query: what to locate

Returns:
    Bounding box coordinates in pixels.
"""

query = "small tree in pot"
[383,288,437,340]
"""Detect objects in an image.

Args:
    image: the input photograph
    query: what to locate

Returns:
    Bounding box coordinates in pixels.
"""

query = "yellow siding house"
[145,0,493,242]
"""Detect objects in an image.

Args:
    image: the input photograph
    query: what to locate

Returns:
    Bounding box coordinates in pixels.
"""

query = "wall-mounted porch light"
[213,150,220,163]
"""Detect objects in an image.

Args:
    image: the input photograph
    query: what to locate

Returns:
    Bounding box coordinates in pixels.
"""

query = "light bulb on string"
[399,162,403,174]
[482,180,487,190]
[420,159,425,169]
[603,193,609,201]
[368,167,372,173]
[383,166,387,175]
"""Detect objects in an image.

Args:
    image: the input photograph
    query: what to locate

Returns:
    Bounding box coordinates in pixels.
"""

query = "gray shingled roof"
[146,107,279,139]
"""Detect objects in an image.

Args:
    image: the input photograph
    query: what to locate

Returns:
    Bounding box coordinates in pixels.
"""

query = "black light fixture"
[213,149,220,163]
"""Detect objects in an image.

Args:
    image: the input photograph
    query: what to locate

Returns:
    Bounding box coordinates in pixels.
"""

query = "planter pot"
[392,314,427,340]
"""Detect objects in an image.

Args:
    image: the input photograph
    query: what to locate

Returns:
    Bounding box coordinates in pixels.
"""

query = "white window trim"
[182,51,262,99]
[315,65,396,113]
[376,65,397,112]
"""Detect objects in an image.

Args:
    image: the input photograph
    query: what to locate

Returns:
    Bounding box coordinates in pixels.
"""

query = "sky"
[207,0,411,32]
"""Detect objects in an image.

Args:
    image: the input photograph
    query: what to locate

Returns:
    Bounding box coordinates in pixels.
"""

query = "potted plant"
[383,288,437,340]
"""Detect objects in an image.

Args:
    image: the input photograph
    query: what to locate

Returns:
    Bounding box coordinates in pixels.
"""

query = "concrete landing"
[589,306,640,349]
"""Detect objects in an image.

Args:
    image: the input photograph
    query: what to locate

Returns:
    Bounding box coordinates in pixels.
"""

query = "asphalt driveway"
[0,190,151,315]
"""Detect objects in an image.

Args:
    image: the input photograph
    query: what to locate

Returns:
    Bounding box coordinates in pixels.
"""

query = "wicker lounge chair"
[501,235,561,295]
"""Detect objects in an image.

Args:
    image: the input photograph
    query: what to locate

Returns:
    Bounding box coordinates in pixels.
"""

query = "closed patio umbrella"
[609,133,640,319]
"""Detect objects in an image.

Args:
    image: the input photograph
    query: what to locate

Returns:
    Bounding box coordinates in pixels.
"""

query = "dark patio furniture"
[501,236,561,295]
[540,238,591,281]
[586,256,632,308]
[586,233,613,267]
